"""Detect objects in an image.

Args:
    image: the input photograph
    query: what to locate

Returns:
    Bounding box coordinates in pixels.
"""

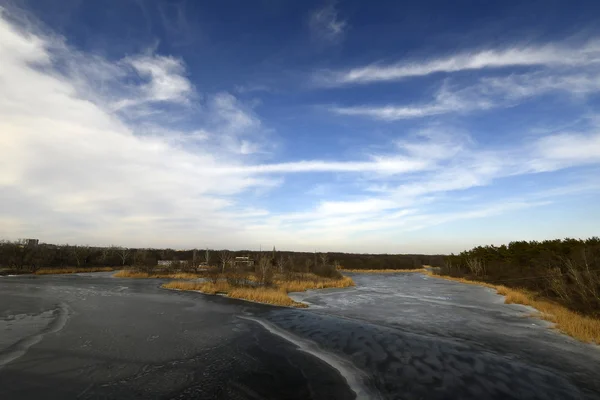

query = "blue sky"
[1,0,599,253]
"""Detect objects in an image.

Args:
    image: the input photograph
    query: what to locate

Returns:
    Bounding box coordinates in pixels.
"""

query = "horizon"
[3,236,598,256]
[1,0,599,253]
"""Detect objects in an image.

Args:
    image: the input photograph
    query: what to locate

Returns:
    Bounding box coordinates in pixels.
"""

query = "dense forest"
[0,240,442,275]
[441,238,600,317]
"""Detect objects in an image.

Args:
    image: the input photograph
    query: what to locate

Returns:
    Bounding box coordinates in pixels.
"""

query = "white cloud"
[331,103,451,120]
[331,68,600,121]
[245,124,600,246]
[0,10,275,247]
[316,40,600,85]
[234,83,272,94]
[216,157,431,174]
[309,2,347,44]
[120,54,194,106]
[532,131,600,170]
[400,200,553,232]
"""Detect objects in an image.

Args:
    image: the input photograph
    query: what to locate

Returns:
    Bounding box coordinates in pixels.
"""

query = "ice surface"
[281,272,600,399]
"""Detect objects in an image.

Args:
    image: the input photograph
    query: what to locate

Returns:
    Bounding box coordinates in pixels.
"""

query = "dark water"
[0,272,598,399]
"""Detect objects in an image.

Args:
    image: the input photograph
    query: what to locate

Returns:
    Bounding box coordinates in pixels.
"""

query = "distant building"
[234,256,254,267]
[157,260,186,267]
[18,239,39,248]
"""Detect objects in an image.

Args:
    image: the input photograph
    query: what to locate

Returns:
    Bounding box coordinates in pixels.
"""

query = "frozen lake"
[1,271,599,399]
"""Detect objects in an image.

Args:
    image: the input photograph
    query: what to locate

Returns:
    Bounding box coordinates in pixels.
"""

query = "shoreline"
[424,271,600,345]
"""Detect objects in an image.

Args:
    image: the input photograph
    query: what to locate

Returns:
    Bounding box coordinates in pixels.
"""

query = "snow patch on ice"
[239,315,377,400]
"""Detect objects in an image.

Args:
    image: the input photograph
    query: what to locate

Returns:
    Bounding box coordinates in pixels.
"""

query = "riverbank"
[113,270,203,279]
[425,271,600,344]
[341,268,426,273]
[35,267,116,275]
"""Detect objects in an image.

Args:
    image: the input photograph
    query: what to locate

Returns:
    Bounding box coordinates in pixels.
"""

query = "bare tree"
[134,249,153,273]
[287,255,296,273]
[9,240,31,271]
[219,250,232,274]
[548,267,571,302]
[70,245,90,268]
[443,259,455,275]
[319,253,329,267]
[192,249,198,269]
[304,258,313,273]
[115,247,130,266]
[205,248,210,265]
[101,247,113,265]
[465,257,485,277]
[562,255,600,307]
[255,254,274,286]
[276,256,287,274]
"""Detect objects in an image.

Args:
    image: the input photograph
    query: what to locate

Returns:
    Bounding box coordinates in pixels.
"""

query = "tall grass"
[162,273,354,308]
[35,267,115,275]
[228,288,306,307]
[276,275,354,292]
[426,271,600,344]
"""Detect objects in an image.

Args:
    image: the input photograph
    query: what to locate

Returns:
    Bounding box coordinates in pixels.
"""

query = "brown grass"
[341,268,426,273]
[162,280,308,307]
[426,271,600,344]
[113,270,202,279]
[35,267,115,275]
[228,287,305,307]
[162,273,354,308]
[276,275,355,292]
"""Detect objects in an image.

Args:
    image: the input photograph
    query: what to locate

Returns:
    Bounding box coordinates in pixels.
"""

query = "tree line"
[441,237,600,317]
[0,240,441,275]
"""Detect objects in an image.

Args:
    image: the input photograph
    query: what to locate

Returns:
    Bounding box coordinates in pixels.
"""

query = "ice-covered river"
[1,271,599,399]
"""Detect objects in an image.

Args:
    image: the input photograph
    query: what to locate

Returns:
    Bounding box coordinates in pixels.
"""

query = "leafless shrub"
[562,254,600,309]
[287,255,296,273]
[134,250,155,274]
[465,257,485,277]
[69,245,90,268]
[255,254,274,286]
[319,253,329,268]
[276,256,287,274]
[225,262,248,286]
[206,265,221,284]
[303,258,312,273]
[313,253,342,279]
[548,267,571,302]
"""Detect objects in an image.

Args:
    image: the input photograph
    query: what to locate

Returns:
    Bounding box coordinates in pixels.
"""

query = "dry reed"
[162,273,354,308]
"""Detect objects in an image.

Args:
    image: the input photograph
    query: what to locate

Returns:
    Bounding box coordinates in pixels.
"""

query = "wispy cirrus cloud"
[331,67,600,121]
[315,40,600,86]
[216,157,431,175]
[309,2,347,45]
[113,54,195,109]
[242,122,600,247]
